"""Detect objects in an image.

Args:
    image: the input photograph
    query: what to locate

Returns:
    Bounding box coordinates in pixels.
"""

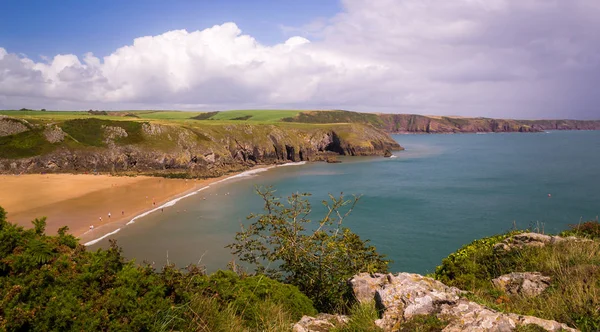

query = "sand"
[0,173,234,238]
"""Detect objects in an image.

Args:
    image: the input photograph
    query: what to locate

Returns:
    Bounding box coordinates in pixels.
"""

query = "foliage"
[561,220,600,239]
[228,187,390,312]
[434,226,600,331]
[60,118,145,147]
[434,231,522,290]
[332,301,382,332]
[0,128,59,158]
[0,206,314,331]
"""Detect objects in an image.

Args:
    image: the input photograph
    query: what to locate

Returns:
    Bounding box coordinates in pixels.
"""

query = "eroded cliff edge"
[0,116,402,176]
[282,111,600,133]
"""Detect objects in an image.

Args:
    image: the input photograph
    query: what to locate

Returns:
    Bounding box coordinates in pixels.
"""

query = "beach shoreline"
[0,162,306,246]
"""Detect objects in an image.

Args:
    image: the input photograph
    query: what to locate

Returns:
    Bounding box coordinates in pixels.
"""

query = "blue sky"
[0,0,339,58]
[1,0,599,119]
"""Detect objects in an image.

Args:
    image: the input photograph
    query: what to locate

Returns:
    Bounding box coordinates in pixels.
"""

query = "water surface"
[91,131,600,274]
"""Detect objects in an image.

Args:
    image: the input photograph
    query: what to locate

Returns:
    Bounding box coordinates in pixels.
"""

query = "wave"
[84,161,308,246]
[84,228,121,246]
[389,155,398,159]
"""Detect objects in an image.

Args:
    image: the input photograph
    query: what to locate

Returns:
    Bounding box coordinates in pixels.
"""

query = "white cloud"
[1,0,600,118]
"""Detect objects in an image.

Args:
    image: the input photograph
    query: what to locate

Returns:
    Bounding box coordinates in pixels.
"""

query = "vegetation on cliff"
[434,223,600,331]
[0,111,401,176]
[228,187,389,313]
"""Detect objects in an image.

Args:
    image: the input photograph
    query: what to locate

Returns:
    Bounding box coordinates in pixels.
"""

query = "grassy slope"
[0,110,398,163]
[433,223,600,331]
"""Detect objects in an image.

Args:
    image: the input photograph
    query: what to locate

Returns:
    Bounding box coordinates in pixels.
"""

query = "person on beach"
[89,225,94,230]
[99,216,102,222]
[122,210,124,216]
[108,212,111,218]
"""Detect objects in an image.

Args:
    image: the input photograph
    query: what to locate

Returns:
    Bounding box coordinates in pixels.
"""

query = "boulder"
[319,272,577,332]
[349,273,390,303]
[492,272,551,297]
[493,232,585,252]
[292,314,348,332]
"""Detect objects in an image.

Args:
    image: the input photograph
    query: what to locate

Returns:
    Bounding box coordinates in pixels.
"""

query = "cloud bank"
[1,0,599,118]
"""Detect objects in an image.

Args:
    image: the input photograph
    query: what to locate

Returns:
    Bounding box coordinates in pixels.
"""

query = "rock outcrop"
[282,110,600,134]
[493,232,583,252]
[43,125,66,143]
[0,116,30,137]
[293,314,349,332]
[492,272,551,297]
[295,272,577,332]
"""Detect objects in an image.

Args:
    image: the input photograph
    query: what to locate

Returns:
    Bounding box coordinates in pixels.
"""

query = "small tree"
[227,187,389,312]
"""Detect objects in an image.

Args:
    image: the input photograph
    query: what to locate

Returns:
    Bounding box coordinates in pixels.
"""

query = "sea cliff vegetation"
[2,108,600,176]
[1,188,599,331]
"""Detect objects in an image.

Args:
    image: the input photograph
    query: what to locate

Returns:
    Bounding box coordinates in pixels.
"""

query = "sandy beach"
[0,173,240,239]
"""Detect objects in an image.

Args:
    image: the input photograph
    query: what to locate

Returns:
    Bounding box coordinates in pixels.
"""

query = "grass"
[201,110,303,122]
[333,302,381,332]
[60,118,145,147]
[434,225,600,331]
[0,128,60,158]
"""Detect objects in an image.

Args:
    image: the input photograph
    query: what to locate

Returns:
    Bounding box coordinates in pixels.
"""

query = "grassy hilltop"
[0,109,401,176]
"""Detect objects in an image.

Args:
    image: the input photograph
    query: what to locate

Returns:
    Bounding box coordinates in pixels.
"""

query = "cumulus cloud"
[1,0,599,118]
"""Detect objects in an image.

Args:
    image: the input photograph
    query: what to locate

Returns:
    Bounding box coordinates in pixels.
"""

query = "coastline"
[0,162,305,247]
[81,161,307,246]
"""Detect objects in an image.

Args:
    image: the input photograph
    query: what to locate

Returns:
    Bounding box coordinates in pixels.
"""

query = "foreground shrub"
[228,187,390,313]
[0,206,313,331]
[561,220,600,239]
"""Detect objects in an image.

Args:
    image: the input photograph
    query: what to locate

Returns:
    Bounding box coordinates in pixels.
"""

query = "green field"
[203,110,302,122]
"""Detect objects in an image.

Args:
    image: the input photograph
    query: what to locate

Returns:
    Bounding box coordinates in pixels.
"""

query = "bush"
[228,187,390,313]
[434,231,521,290]
[0,206,313,331]
[561,220,600,239]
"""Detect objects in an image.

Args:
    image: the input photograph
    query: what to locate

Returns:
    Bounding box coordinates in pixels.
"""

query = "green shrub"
[228,187,390,313]
[434,231,521,290]
[0,205,312,331]
[196,270,317,328]
[333,301,381,332]
[561,220,600,239]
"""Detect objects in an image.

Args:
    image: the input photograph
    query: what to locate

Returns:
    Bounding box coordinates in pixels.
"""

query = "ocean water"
[90,131,600,274]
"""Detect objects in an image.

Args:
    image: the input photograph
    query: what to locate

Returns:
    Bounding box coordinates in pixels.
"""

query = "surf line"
[83,161,307,246]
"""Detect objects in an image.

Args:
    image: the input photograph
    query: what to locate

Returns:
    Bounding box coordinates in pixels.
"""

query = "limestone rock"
[493,232,586,252]
[349,273,390,303]
[0,116,30,137]
[43,125,65,143]
[373,273,463,330]
[292,314,348,332]
[345,273,577,332]
[492,272,551,297]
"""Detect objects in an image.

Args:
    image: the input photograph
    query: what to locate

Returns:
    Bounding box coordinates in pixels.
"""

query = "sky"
[1,0,599,119]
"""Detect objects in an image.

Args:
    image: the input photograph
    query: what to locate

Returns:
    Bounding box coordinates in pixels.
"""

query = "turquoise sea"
[90,131,600,274]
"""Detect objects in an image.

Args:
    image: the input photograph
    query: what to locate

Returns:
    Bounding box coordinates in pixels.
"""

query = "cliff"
[281,110,600,133]
[0,116,402,175]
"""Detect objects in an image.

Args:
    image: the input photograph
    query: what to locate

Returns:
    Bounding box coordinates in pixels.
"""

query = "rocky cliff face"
[282,111,600,134]
[0,117,402,176]
[377,114,600,133]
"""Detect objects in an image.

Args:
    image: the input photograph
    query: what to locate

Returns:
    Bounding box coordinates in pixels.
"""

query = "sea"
[89,131,600,274]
